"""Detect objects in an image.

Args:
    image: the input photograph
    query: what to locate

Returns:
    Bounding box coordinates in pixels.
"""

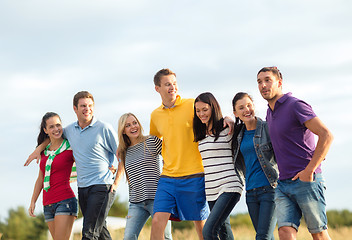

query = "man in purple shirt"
[257,67,333,240]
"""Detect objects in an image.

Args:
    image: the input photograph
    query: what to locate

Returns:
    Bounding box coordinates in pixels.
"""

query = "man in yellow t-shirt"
[150,69,208,240]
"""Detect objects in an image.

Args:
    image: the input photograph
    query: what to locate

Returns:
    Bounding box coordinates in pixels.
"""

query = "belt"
[246,185,273,193]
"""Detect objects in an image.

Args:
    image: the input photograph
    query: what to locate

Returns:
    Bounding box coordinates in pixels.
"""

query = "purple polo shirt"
[266,93,321,180]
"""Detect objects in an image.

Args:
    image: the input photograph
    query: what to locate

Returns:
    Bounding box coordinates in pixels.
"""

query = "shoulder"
[94,120,118,144]
[66,121,75,128]
[257,117,267,127]
[182,98,195,103]
[147,135,159,141]
[220,127,233,141]
[256,117,270,131]
[282,94,316,123]
[284,93,307,107]
[146,135,162,145]
[220,127,230,135]
[60,149,74,159]
[287,95,315,116]
[151,105,165,120]
[65,122,76,131]
[179,98,195,108]
[293,98,313,110]
[279,94,312,114]
[94,120,115,131]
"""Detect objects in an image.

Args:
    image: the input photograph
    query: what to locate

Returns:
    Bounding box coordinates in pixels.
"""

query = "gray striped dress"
[198,127,243,202]
[125,135,162,203]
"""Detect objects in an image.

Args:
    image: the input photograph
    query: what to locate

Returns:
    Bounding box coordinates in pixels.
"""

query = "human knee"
[151,215,162,226]
[256,232,271,240]
[202,225,210,240]
[202,222,216,240]
[123,232,138,240]
[312,230,331,240]
[278,226,296,240]
[151,216,168,234]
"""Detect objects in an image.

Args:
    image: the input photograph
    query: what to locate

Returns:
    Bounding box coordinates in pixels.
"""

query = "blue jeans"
[246,185,276,240]
[78,184,115,240]
[124,200,172,240]
[43,197,78,222]
[275,173,327,234]
[203,192,241,240]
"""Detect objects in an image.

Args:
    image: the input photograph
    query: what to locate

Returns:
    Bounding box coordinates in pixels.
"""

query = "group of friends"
[24,66,333,240]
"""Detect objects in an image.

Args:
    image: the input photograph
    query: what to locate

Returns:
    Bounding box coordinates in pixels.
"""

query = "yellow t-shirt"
[150,96,204,177]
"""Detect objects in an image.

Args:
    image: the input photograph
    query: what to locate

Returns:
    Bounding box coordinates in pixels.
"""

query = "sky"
[1,0,352,221]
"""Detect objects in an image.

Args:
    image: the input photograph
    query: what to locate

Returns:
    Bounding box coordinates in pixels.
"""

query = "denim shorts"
[153,175,209,221]
[44,197,78,222]
[275,173,328,234]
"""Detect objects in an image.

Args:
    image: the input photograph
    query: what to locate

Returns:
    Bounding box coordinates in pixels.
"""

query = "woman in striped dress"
[117,113,172,240]
[193,92,244,240]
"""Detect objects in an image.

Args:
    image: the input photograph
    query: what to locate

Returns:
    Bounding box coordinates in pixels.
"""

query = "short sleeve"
[294,100,317,125]
[150,135,162,155]
[103,123,118,155]
[149,114,161,138]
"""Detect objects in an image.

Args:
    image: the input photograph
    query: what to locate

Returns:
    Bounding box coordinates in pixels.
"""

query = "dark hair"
[231,92,254,152]
[73,91,94,108]
[257,66,283,80]
[193,92,224,142]
[37,112,61,147]
[153,68,176,86]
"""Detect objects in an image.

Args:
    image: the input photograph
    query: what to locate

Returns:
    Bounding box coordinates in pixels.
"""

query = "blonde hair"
[117,113,148,182]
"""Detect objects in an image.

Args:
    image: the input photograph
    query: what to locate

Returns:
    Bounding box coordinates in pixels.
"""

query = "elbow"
[328,129,334,142]
[324,129,334,145]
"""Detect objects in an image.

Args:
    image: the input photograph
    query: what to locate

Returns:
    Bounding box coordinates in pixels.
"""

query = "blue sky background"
[1,0,352,220]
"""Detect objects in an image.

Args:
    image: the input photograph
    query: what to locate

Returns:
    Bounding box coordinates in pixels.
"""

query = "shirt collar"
[277,92,292,104]
[163,95,181,109]
[267,92,292,110]
[74,116,97,130]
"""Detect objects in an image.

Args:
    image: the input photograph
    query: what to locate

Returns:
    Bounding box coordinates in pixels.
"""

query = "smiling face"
[123,115,141,144]
[195,101,212,127]
[73,97,94,127]
[44,116,63,142]
[233,96,256,124]
[155,74,178,107]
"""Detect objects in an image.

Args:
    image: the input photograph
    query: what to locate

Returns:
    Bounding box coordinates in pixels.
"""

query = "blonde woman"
[117,113,172,240]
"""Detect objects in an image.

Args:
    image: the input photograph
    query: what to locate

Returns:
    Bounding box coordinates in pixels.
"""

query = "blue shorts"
[275,173,328,234]
[153,175,209,221]
[44,197,78,222]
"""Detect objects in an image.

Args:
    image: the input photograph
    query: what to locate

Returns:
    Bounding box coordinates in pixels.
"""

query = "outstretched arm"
[110,151,125,192]
[292,117,333,182]
[28,169,44,217]
[223,116,235,135]
[24,138,50,166]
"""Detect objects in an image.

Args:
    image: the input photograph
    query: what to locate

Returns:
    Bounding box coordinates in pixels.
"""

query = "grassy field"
[101,225,351,240]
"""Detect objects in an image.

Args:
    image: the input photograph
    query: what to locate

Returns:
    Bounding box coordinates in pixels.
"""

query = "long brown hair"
[37,112,61,147]
[231,92,254,153]
[193,92,225,142]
